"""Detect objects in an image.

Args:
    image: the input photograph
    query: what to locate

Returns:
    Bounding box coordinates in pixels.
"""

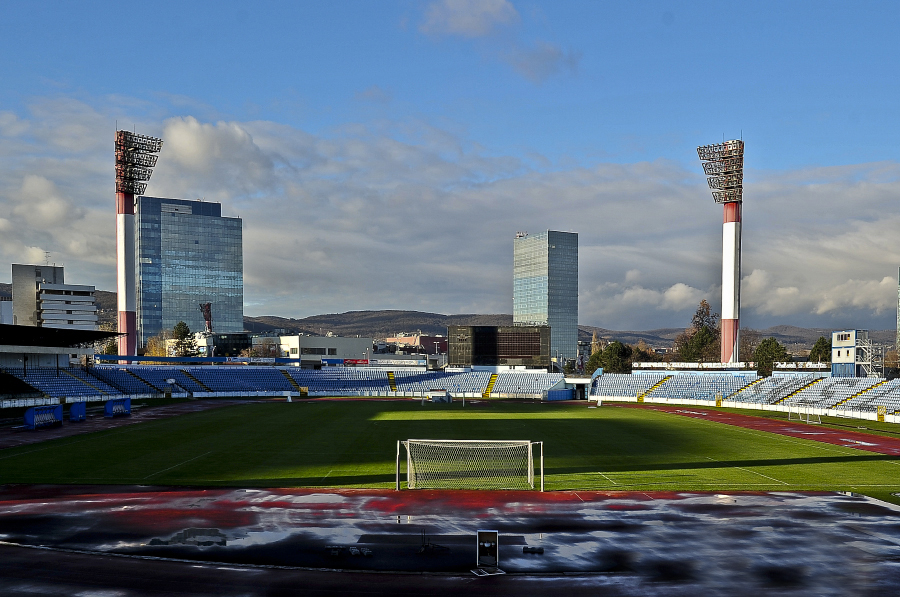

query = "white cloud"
[155,117,275,201]
[2,94,900,332]
[354,85,393,104]
[417,1,579,85]
[12,175,82,227]
[505,42,581,83]
[420,0,518,37]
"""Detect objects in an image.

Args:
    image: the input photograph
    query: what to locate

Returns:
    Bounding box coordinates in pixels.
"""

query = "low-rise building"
[448,325,551,369]
[12,264,97,330]
[253,334,373,368]
[384,333,447,355]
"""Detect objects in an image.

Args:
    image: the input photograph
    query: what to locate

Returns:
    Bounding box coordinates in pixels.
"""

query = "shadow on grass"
[549,453,900,476]
[194,473,397,487]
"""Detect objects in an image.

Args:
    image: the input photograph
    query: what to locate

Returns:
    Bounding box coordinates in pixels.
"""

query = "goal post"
[787,404,821,424]
[396,439,543,491]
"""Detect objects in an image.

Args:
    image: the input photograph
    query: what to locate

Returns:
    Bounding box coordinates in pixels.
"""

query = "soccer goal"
[396,439,543,491]
[787,404,822,424]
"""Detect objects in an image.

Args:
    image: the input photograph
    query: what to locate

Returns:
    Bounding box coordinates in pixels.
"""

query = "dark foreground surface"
[1,486,899,595]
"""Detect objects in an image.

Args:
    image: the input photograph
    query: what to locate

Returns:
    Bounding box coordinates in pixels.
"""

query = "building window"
[328,348,337,355]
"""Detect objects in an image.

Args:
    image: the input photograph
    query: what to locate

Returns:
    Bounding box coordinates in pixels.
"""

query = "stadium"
[2,338,900,593]
[3,131,900,592]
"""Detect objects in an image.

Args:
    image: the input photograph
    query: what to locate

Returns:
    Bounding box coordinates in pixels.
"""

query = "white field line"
[705,456,789,486]
[0,424,159,461]
[143,451,212,480]
[595,472,619,485]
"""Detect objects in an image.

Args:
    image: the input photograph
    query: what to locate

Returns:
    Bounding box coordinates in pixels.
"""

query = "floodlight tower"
[115,130,163,355]
[697,140,744,364]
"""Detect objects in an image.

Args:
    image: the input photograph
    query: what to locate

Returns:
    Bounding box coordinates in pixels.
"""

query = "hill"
[244,311,513,337]
[0,284,891,351]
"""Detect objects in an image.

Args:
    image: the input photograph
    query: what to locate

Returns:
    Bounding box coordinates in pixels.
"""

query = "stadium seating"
[730,375,816,405]
[784,377,881,408]
[187,367,295,393]
[592,371,900,416]
[592,373,668,397]
[4,364,899,418]
[89,367,158,395]
[492,371,564,395]
[650,373,759,402]
[5,368,114,398]
[394,370,492,394]
[125,367,205,394]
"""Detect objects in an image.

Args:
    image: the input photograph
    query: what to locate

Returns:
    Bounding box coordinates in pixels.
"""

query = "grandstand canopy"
[0,323,118,349]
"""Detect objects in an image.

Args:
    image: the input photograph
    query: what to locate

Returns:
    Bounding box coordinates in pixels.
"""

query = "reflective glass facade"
[513,231,578,363]
[135,197,243,347]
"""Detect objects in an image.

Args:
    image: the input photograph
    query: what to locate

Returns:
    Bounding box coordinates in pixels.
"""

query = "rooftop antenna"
[44,251,51,266]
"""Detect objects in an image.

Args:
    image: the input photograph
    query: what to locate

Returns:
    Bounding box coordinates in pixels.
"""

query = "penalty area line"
[143,451,212,480]
[594,472,619,485]
[705,456,789,486]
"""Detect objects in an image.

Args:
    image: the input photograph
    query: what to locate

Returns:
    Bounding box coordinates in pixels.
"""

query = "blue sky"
[1,1,899,332]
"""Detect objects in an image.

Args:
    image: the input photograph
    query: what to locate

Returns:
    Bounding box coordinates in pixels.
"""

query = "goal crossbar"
[397,439,543,491]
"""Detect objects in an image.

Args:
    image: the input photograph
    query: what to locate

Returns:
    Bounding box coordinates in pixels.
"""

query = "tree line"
[586,300,831,377]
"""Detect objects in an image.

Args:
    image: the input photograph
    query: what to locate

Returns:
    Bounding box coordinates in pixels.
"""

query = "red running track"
[615,403,900,456]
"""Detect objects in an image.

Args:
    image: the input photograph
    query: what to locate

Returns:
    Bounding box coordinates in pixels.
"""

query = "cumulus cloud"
[155,116,275,201]
[2,94,900,332]
[418,0,579,84]
[505,42,581,83]
[11,175,83,227]
[420,0,518,37]
[354,85,393,104]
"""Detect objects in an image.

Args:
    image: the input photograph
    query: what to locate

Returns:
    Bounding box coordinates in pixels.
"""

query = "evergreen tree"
[172,321,198,357]
[808,336,831,363]
[598,341,632,374]
[754,337,790,376]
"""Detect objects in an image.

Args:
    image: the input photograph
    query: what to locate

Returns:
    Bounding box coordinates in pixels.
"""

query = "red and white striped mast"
[115,131,163,355]
[697,140,744,364]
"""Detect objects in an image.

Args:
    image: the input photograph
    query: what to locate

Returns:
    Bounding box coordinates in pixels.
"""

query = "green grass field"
[1,401,899,504]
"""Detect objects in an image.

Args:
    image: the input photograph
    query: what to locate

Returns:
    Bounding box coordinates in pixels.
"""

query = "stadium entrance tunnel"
[0,485,898,593]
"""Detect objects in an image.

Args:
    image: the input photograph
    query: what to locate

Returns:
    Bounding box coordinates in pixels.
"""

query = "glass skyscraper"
[135,197,243,348]
[513,230,578,366]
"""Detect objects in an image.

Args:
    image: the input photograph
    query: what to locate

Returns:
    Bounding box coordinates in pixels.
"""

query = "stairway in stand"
[833,379,887,408]
[638,376,670,401]
[482,374,498,398]
[775,377,823,405]
[183,370,212,392]
[281,370,304,394]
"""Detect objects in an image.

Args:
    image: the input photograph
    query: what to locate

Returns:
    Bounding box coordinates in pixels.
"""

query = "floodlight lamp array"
[115,130,163,195]
[697,140,743,204]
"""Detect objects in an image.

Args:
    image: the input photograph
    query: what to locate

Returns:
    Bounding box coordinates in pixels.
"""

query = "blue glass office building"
[135,197,243,348]
[513,230,578,366]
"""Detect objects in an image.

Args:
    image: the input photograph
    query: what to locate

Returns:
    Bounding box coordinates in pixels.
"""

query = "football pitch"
[1,401,899,503]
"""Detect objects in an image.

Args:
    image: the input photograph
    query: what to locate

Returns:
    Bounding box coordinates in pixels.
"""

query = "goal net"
[787,405,822,424]
[397,439,543,491]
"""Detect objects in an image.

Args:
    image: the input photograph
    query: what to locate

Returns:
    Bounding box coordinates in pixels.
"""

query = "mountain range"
[1,283,893,351]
